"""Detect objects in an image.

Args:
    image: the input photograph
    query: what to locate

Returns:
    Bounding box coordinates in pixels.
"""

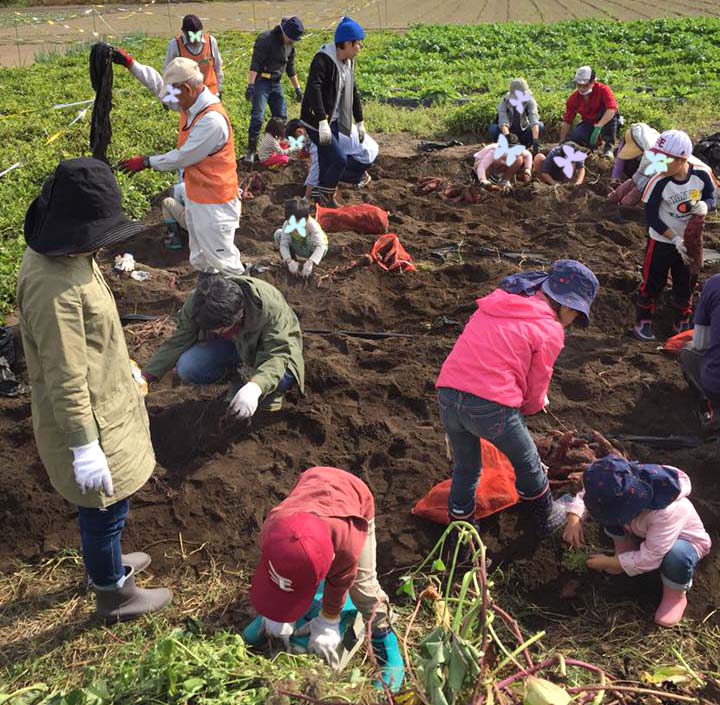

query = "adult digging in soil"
[141,273,304,418]
[16,158,172,622]
[436,260,599,542]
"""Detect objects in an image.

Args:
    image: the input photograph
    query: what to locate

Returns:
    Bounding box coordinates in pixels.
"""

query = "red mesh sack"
[369,234,416,273]
[663,329,694,355]
[412,440,519,524]
[316,203,389,234]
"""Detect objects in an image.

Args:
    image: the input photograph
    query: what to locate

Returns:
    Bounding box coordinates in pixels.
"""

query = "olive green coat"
[16,248,155,508]
[143,276,305,394]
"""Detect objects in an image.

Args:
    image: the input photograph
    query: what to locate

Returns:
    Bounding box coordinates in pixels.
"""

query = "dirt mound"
[2,135,720,624]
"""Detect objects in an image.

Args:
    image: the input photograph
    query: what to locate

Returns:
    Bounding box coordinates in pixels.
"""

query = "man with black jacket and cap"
[17,157,172,623]
[300,16,368,208]
[245,16,305,163]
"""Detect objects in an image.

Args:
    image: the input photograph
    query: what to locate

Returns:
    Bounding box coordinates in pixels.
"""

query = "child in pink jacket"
[436,260,599,536]
[473,135,532,191]
[563,455,711,627]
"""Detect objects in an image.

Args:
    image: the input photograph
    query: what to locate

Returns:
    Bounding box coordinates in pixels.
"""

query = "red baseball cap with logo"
[250,512,335,623]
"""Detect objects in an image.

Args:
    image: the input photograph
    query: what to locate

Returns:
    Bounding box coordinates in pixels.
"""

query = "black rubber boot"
[244,139,258,164]
[525,490,566,538]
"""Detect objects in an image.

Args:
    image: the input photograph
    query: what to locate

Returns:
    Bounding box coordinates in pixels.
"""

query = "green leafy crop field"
[1,18,720,318]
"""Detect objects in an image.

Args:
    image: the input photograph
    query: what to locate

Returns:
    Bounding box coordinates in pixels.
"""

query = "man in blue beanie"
[300,17,368,207]
[245,16,305,163]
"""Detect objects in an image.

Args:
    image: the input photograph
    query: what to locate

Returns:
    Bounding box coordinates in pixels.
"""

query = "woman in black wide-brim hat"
[17,157,172,622]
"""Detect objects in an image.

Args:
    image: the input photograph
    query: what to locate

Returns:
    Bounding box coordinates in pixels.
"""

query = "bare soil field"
[1,135,719,670]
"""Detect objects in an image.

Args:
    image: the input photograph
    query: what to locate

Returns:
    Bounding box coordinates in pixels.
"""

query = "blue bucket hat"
[583,455,682,527]
[280,16,304,41]
[335,16,365,44]
[499,259,599,327]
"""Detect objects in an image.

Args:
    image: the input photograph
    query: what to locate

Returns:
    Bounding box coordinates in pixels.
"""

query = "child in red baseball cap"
[247,466,404,692]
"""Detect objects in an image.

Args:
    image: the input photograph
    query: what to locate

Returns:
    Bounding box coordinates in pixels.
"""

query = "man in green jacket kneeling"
[142,273,304,418]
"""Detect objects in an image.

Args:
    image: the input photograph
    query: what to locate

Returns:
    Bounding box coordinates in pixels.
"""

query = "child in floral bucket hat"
[563,455,711,627]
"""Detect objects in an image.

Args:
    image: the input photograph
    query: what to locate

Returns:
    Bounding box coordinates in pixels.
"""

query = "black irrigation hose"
[89,42,114,162]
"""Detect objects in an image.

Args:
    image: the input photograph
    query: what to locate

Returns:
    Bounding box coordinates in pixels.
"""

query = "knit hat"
[250,513,335,623]
[335,16,365,44]
[24,158,142,256]
[499,259,599,327]
[509,78,529,94]
[653,129,693,159]
[583,455,682,526]
[573,65,595,85]
[280,16,304,41]
[181,14,203,33]
[160,57,203,101]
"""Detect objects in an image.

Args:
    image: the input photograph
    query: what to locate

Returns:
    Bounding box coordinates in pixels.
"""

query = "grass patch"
[1,19,720,318]
[0,547,380,704]
[3,534,720,704]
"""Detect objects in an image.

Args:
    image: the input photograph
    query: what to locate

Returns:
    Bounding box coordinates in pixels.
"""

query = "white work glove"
[543,394,549,411]
[129,359,148,397]
[672,236,690,265]
[287,259,300,275]
[318,119,332,145]
[229,381,263,419]
[71,440,114,496]
[261,618,294,650]
[301,259,314,278]
[357,121,366,143]
[691,200,709,217]
[295,614,342,669]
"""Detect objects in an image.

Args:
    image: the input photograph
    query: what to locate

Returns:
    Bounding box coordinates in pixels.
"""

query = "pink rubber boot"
[654,585,688,627]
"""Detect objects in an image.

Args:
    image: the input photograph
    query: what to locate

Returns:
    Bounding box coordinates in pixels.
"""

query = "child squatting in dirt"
[473,134,532,192]
[563,455,711,627]
[273,197,329,277]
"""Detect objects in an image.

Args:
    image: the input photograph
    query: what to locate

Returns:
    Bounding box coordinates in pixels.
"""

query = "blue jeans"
[78,498,129,588]
[605,529,699,590]
[488,121,545,148]
[176,338,295,393]
[569,110,620,148]
[248,79,287,145]
[437,388,548,518]
[306,122,368,188]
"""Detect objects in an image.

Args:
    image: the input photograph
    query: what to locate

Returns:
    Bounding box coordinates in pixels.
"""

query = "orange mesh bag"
[316,203,389,234]
[412,440,519,524]
[663,329,694,355]
[369,233,416,272]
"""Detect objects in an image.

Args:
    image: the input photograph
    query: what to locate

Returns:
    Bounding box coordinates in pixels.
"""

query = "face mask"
[578,86,592,96]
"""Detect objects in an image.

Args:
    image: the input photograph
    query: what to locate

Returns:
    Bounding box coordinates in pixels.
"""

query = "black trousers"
[636,238,694,323]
